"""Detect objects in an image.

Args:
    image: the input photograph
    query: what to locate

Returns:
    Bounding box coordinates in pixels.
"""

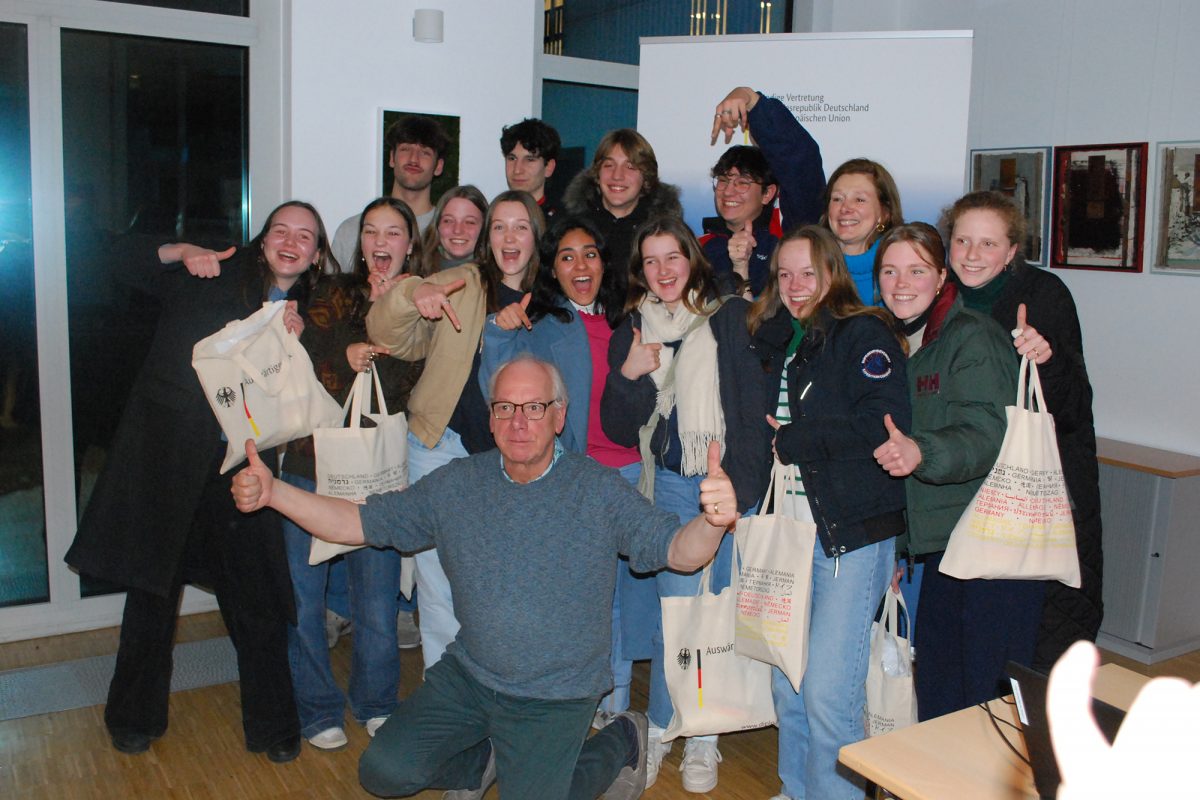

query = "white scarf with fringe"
[638,295,724,476]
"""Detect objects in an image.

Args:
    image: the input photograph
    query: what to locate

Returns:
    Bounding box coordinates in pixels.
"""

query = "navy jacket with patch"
[752,308,910,557]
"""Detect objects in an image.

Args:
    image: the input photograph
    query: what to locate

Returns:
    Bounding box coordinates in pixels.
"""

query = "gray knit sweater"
[360,449,680,699]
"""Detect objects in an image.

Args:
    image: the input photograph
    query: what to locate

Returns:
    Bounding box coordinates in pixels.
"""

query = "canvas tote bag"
[661,554,777,742]
[733,460,816,692]
[310,367,409,564]
[865,585,918,736]
[939,356,1081,587]
[192,300,343,473]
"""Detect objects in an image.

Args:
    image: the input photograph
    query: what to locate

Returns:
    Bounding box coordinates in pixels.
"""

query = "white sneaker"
[365,716,388,737]
[680,738,722,793]
[767,795,794,800]
[307,726,348,750]
[396,610,421,649]
[325,610,352,649]
[644,726,673,789]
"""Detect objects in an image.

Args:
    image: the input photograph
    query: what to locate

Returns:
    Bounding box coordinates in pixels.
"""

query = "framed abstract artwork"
[1153,141,1200,273]
[970,147,1051,266]
[1051,143,1148,272]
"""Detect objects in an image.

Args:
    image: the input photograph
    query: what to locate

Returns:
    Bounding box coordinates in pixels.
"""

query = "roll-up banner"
[638,31,974,233]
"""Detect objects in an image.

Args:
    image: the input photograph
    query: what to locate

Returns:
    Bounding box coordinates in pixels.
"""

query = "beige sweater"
[365,263,486,448]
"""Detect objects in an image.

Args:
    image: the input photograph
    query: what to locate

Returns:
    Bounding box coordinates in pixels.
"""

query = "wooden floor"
[1,613,1197,799]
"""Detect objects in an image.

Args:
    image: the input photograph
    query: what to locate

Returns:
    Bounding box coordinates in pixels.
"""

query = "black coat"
[600,298,772,513]
[752,308,911,557]
[563,172,683,278]
[66,248,296,621]
[958,258,1103,669]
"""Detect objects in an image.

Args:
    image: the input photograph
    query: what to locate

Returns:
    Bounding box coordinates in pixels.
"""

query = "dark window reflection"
[60,29,248,596]
[0,22,48,608]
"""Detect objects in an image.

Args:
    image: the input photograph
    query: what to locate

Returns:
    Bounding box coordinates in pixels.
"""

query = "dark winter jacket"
[752,308,910,557]
[955,256,1103,669]
[901,287,1015,556]
[66,248,295,621]
[563,171,683,278]
[701,93,827,296]
[600,298,771,513]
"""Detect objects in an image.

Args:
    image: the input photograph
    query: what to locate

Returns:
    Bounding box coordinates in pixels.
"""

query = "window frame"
[0,0,286,643]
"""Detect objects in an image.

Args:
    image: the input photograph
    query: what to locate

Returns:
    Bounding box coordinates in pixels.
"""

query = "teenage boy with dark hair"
[704,86,827,297]
[331,115,451,270]
[501,118,561,218]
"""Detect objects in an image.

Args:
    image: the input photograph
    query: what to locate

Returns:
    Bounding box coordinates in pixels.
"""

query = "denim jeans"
[360,654,630,800]
[645,467,735,736]
[282,473,402,737]
[327,556,416,617]
[597,461,642,715]
[408,427,469,669]
[773,535,892,800]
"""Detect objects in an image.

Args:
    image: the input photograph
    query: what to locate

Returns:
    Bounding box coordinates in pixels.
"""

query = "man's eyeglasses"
[490,400,555,420]
[713,175,762,193]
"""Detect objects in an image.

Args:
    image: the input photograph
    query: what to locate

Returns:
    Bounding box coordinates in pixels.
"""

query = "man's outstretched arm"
[231,439,365,546]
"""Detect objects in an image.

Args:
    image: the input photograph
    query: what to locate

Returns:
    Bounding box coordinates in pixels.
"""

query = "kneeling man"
[232,354,739,799]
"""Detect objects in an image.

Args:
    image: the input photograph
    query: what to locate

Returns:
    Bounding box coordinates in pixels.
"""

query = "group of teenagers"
[64,85,1102,800]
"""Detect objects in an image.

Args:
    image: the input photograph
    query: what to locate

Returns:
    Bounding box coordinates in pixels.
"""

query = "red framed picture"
[1051,142,1148,272]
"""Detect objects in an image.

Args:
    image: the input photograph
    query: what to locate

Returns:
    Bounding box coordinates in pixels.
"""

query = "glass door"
[0,0,280,643]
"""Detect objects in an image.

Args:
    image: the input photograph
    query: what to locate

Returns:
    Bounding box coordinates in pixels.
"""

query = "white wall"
[813,0,1200,455]
[288,0,538,231]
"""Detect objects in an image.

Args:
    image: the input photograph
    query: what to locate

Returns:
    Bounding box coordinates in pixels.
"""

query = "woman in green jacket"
[871,222,1045,720]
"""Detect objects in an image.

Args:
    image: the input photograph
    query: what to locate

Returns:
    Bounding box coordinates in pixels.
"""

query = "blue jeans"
[774,536,892,800]
[408,428,469,669]
[281,474,402,738]
[327,560,417,618]
[597,461,643,715]
[646,468,735,734]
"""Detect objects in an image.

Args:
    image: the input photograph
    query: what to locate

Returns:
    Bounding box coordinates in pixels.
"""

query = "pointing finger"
[443,301,462,332]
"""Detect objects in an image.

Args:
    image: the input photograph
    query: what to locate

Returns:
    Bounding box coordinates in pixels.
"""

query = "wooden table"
[838,664,1146,800]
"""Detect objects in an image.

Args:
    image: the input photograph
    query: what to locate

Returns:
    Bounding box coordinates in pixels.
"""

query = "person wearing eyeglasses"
[231,354,742,800]
[704,86,827,298]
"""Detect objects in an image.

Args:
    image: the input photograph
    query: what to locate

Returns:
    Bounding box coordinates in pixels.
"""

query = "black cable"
[979,700,1031,766]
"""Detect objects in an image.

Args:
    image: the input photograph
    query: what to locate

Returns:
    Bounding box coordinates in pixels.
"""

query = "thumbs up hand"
[699,440,738,529]
[1011,303,1052,365]
[728,219,757,279]
[873,414,922,477]
[231,439,274,512]
[181,244,235,278]
[620,327,663,380]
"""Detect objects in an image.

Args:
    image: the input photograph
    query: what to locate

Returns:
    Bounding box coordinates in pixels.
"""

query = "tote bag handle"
[1016,354,1047,414]
[344,367,391,430]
